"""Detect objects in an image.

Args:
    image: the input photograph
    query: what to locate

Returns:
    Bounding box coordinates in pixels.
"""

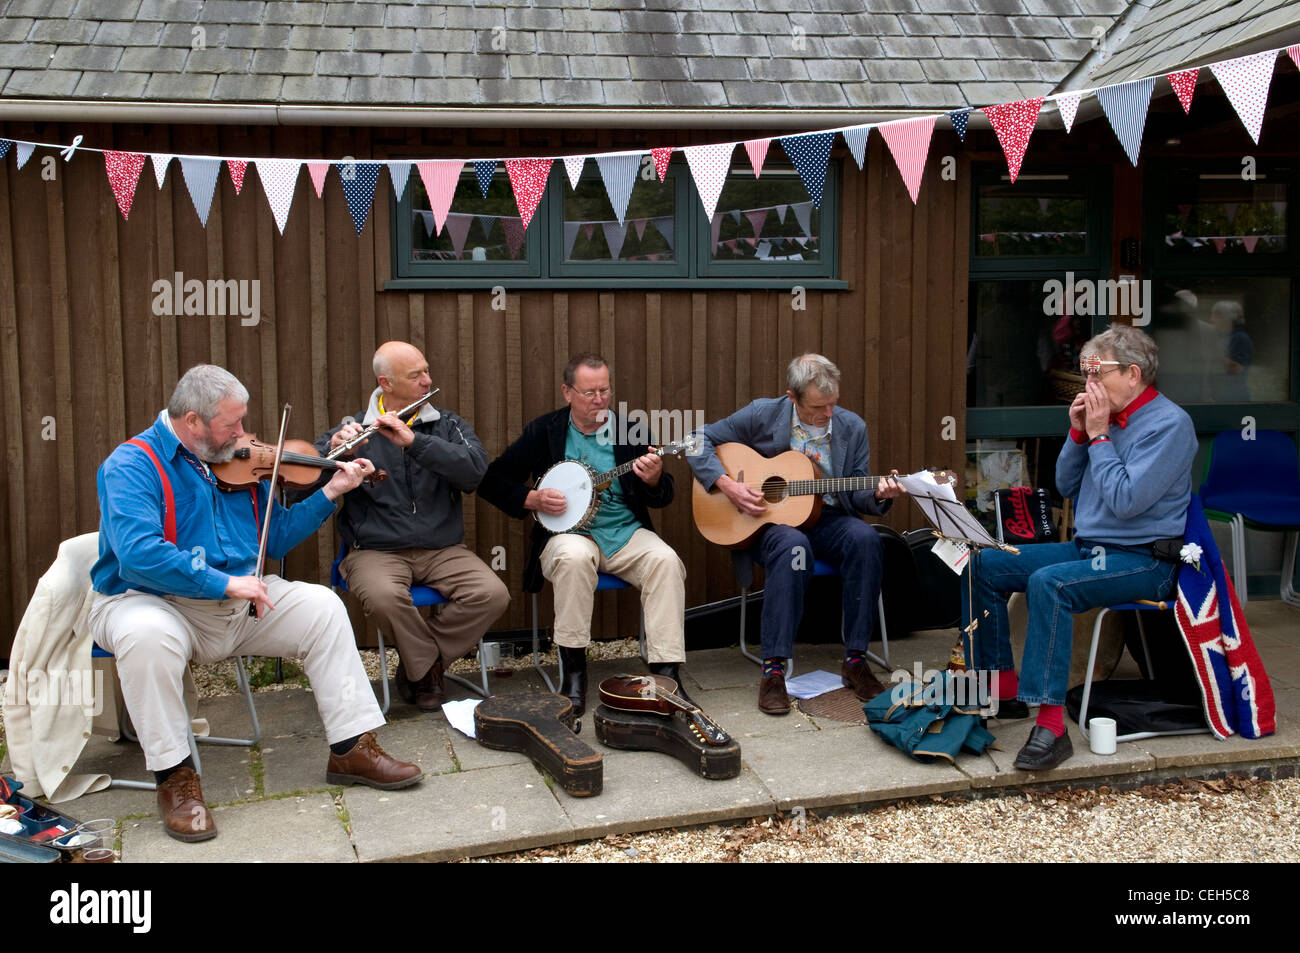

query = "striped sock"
[844,649,866,667]
[762,657,787,678]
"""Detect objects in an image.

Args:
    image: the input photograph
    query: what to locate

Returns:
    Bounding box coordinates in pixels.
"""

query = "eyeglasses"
[576,387,612,400]
[1079,358,1127,378]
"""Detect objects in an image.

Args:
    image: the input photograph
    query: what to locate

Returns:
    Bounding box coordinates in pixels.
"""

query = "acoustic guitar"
[692,442,953,548]
[597,674,731,747]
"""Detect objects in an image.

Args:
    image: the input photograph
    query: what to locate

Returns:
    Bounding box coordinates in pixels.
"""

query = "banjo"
[535,436,700,534]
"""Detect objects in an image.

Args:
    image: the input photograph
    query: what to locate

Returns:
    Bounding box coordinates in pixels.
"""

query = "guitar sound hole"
[760,477,787,503]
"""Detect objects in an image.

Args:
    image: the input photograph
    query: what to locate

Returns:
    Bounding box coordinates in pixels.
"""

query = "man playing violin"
[91,365,421,844]
[318,342,509,712]
[688,354,907,715]
[478,353,691,722]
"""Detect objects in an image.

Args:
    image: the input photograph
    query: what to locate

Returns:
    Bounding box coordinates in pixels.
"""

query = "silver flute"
[326,388,440,460]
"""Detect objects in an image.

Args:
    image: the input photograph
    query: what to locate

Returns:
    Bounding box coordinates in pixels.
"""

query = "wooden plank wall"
[0,121,970,652]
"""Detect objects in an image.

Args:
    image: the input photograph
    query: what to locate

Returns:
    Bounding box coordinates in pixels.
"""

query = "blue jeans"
[961,542,1179,705]
[753,510,884,660]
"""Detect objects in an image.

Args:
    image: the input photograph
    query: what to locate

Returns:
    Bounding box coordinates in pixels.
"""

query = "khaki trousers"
[539,528,686,663]
[340,546,510,680]
[89,576,383,772]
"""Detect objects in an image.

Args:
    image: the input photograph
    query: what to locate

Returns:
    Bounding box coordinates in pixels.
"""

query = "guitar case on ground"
[474,693,603,797]
[593,705,742,780]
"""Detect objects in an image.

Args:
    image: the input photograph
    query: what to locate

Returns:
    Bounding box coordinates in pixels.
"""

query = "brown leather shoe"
[326,732,422,790]
[397,659,444,712]
[842,659,887,701]
[156,766,217,843]
[758,672,792,715]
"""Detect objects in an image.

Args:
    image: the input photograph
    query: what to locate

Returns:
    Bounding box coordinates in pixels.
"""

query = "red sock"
[1035,704,1065,737]
[996,669,1019,700]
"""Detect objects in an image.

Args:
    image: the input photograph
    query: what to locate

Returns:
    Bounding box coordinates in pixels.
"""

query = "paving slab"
[1133,687,1300,770]
[121,792,354,863]
[743,726,972,810]
[677,646,756,690]
[345,761,572,862]
[969,721,1157,789]
[558,745,774,839]
[689,685,824,740]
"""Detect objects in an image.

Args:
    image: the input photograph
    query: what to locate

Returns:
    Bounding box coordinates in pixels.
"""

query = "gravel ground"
[475,774,1300,863]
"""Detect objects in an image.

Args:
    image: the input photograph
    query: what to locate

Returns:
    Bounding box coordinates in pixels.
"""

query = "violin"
[211,434,387,491]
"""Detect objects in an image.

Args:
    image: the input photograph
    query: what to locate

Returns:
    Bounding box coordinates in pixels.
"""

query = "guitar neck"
[785,475,890,496]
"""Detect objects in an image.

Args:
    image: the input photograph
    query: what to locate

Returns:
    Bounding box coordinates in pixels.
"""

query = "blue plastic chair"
[734,553,890,676]
[1199,430,1300,606]
[331,542,490,710]
[531,572,646,693]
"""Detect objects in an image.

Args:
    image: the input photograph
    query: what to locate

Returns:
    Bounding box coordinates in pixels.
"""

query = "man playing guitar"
[689,354,907,715]
[478,353,692,722]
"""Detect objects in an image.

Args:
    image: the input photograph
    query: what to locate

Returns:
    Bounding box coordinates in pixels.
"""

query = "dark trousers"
[753,509,884,660]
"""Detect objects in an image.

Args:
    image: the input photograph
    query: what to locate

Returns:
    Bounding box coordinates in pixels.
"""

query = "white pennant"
[595,154,639,226]
[1055,92,1082,133]
[601,220,629,259]
[180,156,221,226]
[387,161,413,201]
[15,142,34,169]
[564,155,586,190]
[683,142,736,222]
[256,159,302,235]
[840,125,870,170]
[151,153,174,189]
[1209,50,1277,145]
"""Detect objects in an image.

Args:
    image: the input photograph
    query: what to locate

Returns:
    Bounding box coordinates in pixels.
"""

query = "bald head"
[373,341,432,407]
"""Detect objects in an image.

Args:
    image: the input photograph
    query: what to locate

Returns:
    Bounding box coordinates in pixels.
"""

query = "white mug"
[1089,716,1117,755]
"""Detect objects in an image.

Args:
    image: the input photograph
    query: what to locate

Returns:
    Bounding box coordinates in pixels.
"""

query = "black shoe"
[648,662,693,706]
[558,646,588,719]
[1012,725,1074,771]
[990,699,1030,719]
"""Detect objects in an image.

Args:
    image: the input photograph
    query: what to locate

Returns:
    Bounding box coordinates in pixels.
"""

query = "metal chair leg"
[531,593,557,693]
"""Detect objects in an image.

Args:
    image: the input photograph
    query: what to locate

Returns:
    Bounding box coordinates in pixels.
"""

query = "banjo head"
[536,459,603,534]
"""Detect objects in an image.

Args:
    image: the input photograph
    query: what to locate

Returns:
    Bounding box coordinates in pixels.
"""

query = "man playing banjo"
[479,353,691,721]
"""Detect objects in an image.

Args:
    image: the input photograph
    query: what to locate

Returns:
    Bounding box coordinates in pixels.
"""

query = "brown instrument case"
[473,694,603,797]
[593,704,742,780]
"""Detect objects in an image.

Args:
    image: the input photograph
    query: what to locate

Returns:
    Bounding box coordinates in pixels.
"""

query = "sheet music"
[896,469,1006,551]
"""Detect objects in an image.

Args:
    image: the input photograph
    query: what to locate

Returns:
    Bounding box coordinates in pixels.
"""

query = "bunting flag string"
[387,161,413,202]
[1167,68,1198,114]
[878,115,937,203]
[226,159,247,195]
[947,109,971,142]
[150,153,173,189]
[338,161,382,235]
[743,138,771,177]
[651,147,672,182]
[504,158,551,230]
[779,132,835,208]
[473,160,496,198]
[1055,92,1082,133]
[256,159,302,234]
[984,97,1044,184]
[417,160,464,236]
[595,153,639,225]
[840,125,869,171]
[683,142,735,222]
[601,220,628,259]
[1097,77,1154,166]
[15,142,34,169]
[180,157,221,226]
[103,150,147,219]
[306,162,330,198]
[1209,50,1276,145]
[563,155,586,190]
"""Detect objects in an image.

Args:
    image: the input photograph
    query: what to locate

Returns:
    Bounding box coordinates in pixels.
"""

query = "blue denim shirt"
[92,413,337,599]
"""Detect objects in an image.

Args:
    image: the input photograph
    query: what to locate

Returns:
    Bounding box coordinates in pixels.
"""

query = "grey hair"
[1211,300,1246,328]
[372,350,391,381]
[786,353,841,399]
[167,365,249,422]
[1081,324,1159,385]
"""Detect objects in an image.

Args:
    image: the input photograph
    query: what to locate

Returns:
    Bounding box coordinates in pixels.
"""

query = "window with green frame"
[966,166,1112,439]
[1141,159,1300,434]
[388,156,842,288]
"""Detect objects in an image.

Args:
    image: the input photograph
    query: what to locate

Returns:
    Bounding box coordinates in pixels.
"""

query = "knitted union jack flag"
[1174,496,1276,740]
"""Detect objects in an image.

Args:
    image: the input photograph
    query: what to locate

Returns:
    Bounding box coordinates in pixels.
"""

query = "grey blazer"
[687,396,891,518]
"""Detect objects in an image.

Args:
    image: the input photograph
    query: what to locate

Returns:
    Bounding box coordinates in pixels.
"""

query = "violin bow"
[249,403,292,619]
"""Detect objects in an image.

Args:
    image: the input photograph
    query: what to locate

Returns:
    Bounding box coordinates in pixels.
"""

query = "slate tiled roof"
[1066,0,1300,88]
[0,0,1132,115]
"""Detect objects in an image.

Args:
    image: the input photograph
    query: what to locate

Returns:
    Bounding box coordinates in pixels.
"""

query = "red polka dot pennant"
[1166,68,1199,115]
[983,97,1044,184]
[505,158,552,230]
[651,147,672,182]
[103,150,147,220]
[226,159,247,195]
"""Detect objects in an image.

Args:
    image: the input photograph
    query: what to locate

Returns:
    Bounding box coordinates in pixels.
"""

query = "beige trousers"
[539,528,686,664]
[340,546,510,680]
[89,575,383,771]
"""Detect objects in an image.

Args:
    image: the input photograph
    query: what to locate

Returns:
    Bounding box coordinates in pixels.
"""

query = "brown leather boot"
[156,766,217,843]
[758,672,792,715]
[841,659,887,701]
[325,732,422,790]
[397,659,444,712]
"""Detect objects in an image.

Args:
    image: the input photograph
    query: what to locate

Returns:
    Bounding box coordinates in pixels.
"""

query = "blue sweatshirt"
[1056,390,1195,546]
[92,414,337,599]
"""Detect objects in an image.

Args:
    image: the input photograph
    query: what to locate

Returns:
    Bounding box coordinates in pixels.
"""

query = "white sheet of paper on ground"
[441,698,482,738]
[783,669,845,699]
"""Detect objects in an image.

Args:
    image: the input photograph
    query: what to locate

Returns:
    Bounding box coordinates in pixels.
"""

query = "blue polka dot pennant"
[336,160,382,235]
[473,160,496,198]
[778,132,835,209]
[947,109,971,142]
